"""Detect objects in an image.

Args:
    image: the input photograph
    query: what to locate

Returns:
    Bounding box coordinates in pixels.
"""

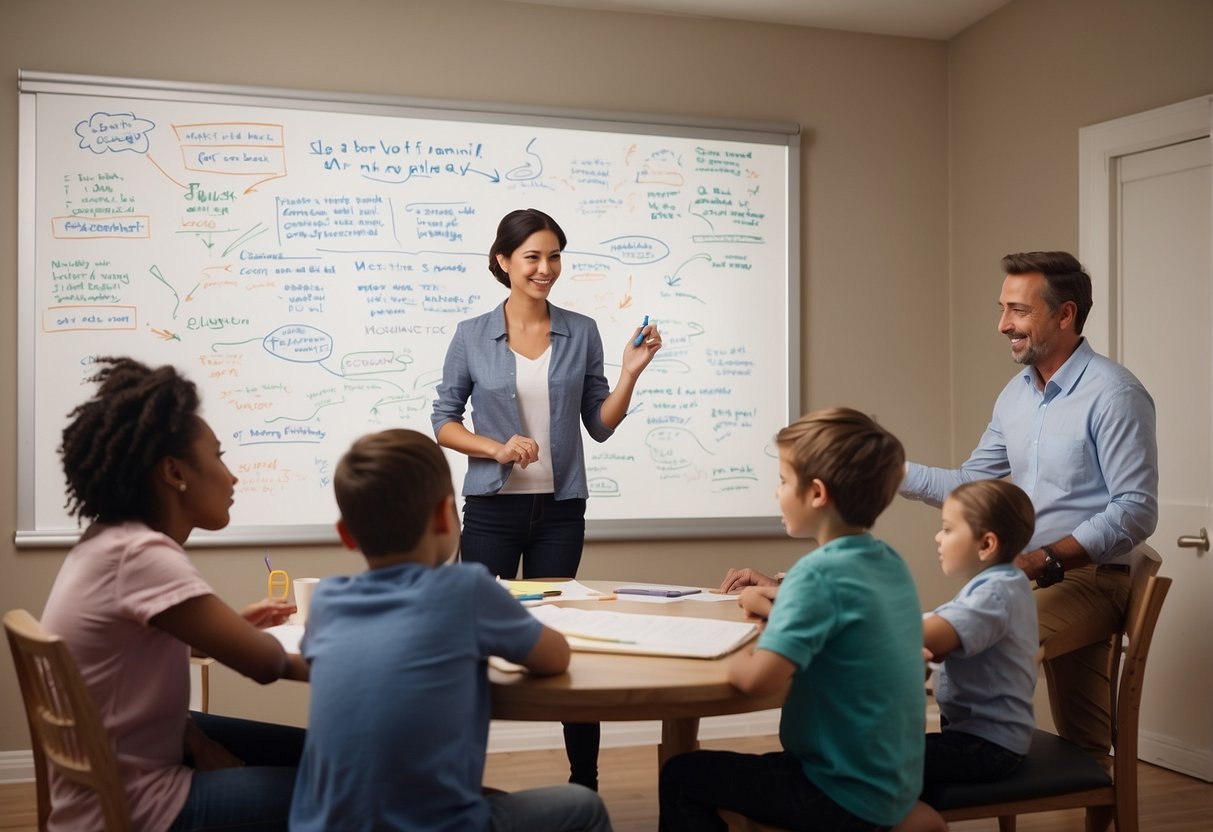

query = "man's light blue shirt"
[901,339,1158,563]
[431,300,615,500]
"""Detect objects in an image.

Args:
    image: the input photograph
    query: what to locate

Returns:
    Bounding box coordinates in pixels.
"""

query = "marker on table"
[632,314,649,347]
[615,587,702,598]
[514,589,565,603]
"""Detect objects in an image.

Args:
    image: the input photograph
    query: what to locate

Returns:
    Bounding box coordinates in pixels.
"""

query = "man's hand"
[718,567,779,594]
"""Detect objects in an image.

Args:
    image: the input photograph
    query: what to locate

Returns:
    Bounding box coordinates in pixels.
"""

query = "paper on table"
[266,623,304,653]
[529,604,758,659]
[498,578,604,601]
[684,591,744,603]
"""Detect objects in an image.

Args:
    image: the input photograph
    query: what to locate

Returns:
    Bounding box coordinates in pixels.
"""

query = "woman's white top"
[500,346,555,494]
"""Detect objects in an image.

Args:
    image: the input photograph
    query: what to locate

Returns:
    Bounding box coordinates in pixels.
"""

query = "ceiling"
[503,0,1014,40]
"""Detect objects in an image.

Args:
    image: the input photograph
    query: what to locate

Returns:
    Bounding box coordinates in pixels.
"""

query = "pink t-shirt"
[40,522,213,832]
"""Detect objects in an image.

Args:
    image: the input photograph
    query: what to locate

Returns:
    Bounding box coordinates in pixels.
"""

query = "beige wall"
[947,0,1213,453]
[0,0,951,749]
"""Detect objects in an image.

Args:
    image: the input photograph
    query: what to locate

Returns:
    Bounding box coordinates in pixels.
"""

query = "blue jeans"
[168,712,305,832]
[660,750,889,831]
[460,494,587,579]
[488,784,613,832]
[461,494,600,789]
[922,728,1023,786]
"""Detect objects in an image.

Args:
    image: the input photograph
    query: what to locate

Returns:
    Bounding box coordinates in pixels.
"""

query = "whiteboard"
[16,72,799,547]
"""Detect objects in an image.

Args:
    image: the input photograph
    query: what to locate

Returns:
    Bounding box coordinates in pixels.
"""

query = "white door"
[1118,135,1213,781]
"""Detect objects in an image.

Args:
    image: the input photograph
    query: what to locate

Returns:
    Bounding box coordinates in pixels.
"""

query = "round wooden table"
[489,580,787,766]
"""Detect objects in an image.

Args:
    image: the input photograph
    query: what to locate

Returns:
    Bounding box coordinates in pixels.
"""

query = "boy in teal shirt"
[660,408,925,830]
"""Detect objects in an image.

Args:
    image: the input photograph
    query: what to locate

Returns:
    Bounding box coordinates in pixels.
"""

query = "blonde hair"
[776,407,905,528]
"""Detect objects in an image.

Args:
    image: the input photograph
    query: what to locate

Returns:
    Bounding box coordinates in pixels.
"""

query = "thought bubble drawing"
[75,112,156,154]
[262,325,334,363]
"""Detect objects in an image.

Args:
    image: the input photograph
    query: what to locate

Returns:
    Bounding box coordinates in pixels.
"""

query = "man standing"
[900,251,1158,763]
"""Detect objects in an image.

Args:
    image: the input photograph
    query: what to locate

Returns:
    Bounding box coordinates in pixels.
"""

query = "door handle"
[1177,528,1210,552]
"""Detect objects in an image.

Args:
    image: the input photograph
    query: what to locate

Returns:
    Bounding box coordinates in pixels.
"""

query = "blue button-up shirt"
[431,301,616,500]
[901,339,1158,563]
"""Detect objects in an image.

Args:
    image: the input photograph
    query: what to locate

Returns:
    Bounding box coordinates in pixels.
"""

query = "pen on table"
[513,592,563,602]
[632,314,649,347]
[596,594,618,601]
[564,632,637,644]
[616,587,701,597]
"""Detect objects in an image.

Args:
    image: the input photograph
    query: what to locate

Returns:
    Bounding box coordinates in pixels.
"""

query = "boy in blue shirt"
[290,429,612,832]
[660,408,925,831]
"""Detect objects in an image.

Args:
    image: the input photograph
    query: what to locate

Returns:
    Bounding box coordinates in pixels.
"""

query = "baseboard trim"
[0,751,35,785]
[1139,729,1213,782]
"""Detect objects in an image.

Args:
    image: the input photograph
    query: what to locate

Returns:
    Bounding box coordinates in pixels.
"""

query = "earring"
[179,483,187,492]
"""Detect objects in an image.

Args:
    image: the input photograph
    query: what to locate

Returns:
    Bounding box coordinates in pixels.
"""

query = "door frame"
[1079,94,1212,358]
[1079,94,1213,778]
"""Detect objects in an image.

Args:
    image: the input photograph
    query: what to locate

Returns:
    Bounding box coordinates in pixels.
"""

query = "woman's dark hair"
[59,356,202,522]
[488,208,567,287]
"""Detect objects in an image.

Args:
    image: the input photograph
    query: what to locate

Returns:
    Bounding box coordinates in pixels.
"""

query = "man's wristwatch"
[1037,545,1065,588]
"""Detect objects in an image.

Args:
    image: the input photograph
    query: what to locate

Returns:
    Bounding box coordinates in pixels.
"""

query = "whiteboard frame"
[15,70,801,548]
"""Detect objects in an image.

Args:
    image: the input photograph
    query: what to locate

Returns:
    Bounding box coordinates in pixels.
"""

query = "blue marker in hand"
[633,314,649,347]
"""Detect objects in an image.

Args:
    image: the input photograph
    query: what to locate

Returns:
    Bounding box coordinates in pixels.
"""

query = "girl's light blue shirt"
[431,300,616,499]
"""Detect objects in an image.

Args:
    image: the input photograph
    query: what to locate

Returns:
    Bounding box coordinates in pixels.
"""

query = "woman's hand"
[494,434,540,468]
[621,322,662,376]
[241,598,296,629]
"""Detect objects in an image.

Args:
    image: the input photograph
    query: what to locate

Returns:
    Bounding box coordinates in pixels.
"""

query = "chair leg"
[1085,805,1114,832]
[998,816,1017,832]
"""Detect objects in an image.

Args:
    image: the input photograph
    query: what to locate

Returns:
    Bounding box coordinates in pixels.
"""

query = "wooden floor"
[2,735,1210,830]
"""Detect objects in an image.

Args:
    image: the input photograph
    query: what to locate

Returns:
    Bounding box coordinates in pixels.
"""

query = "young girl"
[432,207,662,790]
[40,357,307,831]
[923,478,1038,787]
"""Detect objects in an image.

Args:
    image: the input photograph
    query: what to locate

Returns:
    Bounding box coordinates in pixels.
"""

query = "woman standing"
[432,208,661,790]
[41,357,307,831]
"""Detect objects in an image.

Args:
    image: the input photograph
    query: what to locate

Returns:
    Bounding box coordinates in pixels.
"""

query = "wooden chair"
[928,573,1172,832]
[4,609,132,832]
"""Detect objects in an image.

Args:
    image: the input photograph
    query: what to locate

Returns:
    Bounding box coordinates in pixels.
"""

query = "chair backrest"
[3,609,132,832]
[1109,574,1171,787]
[1106,543,1162,721]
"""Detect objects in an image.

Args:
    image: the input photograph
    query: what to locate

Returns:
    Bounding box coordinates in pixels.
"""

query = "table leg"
[658,717,700,768]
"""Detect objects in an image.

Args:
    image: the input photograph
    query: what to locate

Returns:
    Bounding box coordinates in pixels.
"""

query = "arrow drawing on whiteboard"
[618,274,633,309]
[148,325,180,342]
[222,222,268,257]
[149,265,181,319]
[146,155,186,190]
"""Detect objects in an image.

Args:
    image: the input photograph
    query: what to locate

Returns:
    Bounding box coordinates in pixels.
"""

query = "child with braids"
[41,356,308,832]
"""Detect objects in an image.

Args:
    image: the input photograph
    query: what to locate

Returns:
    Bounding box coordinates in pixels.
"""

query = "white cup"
[293,577,320,625]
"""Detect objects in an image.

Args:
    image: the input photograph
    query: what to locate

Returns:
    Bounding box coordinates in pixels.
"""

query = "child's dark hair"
[775,407,905,528]
[334,429,454,558]
[948,480,1036,562]
[59,357,202,523]
[488,208,567,287]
